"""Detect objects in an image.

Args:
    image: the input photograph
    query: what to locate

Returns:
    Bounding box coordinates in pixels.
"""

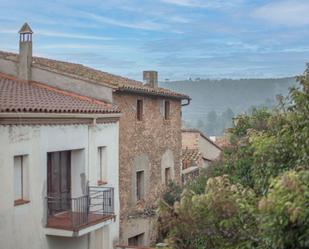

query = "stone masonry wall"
[182,131,199,150]
[113,92,182,245]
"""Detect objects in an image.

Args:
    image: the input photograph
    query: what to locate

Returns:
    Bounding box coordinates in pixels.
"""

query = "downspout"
[181,98,191,106]
[87,118,97,193]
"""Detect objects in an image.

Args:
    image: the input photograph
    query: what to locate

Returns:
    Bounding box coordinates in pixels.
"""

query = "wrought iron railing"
[46,186,114,230]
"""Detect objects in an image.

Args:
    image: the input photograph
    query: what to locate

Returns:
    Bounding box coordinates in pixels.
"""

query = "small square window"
[137,99,143,121]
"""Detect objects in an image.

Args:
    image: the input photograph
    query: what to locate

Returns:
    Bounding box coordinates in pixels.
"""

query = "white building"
[0,24,121,249]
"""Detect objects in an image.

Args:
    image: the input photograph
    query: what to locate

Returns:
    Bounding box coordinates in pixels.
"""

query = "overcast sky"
[0,0,309,80]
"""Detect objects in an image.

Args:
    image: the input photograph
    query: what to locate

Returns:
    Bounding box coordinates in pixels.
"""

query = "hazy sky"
[0,0,309,80]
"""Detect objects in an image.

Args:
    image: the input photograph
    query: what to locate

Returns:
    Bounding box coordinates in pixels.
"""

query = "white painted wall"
[198,135,221,161]
[0,58,113,103]
[0,122,119,249]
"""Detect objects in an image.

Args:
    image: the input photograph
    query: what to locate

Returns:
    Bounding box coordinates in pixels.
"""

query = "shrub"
[259,170,309,249]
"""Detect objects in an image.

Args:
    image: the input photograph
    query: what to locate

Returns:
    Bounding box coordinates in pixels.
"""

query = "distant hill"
[160,77,296,136]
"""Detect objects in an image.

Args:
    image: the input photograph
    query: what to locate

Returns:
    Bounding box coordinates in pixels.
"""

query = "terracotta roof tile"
[0,73,119,114]
[182,148,203,170]
[0,51,190,99]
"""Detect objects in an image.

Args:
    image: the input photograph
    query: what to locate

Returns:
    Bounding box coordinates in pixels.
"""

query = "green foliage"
[161,176,258,249]
[162,182,183,206]
[158,69,309,249]
[185,169,209,195]
[259,170,309,249]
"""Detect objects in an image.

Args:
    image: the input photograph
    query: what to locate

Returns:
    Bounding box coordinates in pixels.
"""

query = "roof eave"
[0,112,121,119]
[116,87,190,100]
[0,112,121,125]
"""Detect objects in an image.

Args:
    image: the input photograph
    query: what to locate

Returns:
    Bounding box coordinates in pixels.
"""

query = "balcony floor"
[47,212,115,231]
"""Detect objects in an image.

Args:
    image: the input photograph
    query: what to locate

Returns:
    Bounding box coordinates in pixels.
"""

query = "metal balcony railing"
[46,186,114,231]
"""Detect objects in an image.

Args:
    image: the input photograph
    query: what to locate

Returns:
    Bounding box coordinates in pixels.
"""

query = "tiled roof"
[182,148,203,170]
[0,51,190,100]
[0,73,119,114]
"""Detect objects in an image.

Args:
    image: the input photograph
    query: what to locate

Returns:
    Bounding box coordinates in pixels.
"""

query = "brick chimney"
[143,71,158,88]
[18,23,33,81]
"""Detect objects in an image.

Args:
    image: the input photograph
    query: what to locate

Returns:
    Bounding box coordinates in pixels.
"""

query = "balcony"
[45,186,115,237]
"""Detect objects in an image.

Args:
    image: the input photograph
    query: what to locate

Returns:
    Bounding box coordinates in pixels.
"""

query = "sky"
[0,0,309,80]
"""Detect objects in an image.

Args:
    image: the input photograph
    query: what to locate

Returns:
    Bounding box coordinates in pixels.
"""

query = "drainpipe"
[181,98,191,106]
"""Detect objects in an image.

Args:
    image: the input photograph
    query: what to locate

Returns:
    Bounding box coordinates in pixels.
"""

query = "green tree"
[160,176,258,249]
[259,170,309,249]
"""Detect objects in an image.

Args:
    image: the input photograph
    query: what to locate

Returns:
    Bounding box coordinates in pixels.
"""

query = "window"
[47,151,71,212]
[164,100,170,120]
[14,155,29,206]
[165,167,171,185]
[98,147,107,185]
[136,171,144,201]
[128,233,145,246]
[137,99,143,121]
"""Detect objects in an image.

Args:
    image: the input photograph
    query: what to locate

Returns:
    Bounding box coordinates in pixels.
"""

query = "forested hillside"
[161,78,296,136]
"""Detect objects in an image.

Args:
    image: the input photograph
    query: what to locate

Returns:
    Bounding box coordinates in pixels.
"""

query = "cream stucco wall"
[0,123,119,249]
[197,135,221,161]
[0,58,113,103]
[182,130,221,161]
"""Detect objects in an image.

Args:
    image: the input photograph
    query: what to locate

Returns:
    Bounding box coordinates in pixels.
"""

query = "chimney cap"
[19,23,33,34]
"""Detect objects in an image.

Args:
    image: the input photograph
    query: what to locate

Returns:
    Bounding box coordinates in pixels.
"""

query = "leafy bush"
[259,170,309,249]
[162,182,183,206]
[161,176,258,249]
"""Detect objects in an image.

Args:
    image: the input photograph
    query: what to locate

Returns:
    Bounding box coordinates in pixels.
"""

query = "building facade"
[181,129,222,182]
[114,82,187,246]
[0,23,190,248]
[0,24,120,249]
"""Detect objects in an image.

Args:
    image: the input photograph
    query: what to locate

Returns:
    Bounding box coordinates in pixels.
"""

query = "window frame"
[97,146,108,185]
[136,170,144,201]
[136,99,143,121]
[14,155,30,206]
[164,100,170,120]
[165,167,171,185]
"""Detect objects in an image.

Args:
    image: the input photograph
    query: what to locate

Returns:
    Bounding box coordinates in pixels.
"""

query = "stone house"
[0,23,190,247]
[181,129,222,182]
[114,72,189,246]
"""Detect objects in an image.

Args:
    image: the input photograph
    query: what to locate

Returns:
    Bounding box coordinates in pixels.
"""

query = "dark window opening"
[136,171,144,201]
[128,233,145,246]
[47,151,71,214]
[164,100,170,120]
[165,167,171,185]
[137,99,143,121]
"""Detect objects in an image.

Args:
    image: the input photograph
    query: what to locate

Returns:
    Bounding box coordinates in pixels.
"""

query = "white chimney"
[18,23,33,81]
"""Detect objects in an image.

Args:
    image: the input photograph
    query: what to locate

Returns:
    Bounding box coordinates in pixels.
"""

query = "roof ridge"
[0,50,190,99]
[32,55,143,85]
